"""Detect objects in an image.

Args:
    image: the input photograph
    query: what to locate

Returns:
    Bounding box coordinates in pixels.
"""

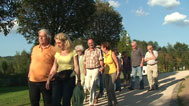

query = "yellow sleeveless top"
[104,50,117,74]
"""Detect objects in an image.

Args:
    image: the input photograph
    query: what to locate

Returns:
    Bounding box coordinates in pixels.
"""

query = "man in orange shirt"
[28,29,55,106]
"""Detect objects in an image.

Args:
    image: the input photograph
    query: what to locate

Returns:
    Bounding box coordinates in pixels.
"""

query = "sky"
[0,0,189,57]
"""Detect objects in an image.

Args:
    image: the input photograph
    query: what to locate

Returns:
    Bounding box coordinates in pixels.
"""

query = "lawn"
[0,86,43,106]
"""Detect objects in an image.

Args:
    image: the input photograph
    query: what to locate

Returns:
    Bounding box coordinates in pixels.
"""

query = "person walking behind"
[75,45,85,86]
[84,39,104,106]
[28,29,55,106]
[129,41,144,90]
[121,51,131,88]
[46,33,80,106]
[114,48,122,92]
[101,42,120,106]
[95,45,104,99]
[144,45,158,91]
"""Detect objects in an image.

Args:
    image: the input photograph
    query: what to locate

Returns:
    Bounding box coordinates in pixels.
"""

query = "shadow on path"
[84,71,187,106]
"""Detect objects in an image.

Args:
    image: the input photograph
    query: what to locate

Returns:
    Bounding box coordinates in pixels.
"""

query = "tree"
[0,0,17,35]
[84,0,123,46]
[16,0,96,44]
[117,30,131,55]
[13,51,30,74]
[1,60,8,74]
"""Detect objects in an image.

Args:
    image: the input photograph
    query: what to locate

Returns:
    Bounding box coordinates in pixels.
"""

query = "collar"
[39,44,50,49]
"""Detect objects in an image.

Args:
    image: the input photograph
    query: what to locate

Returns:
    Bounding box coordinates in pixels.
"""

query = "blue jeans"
[96,73,104,98]
[52,76,75,106]
[131,66,144,89]
[28,81,52,106]
[115,75,121,90]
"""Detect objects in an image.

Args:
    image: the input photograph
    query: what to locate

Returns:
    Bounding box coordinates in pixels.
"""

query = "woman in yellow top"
[101,42,120,106]
[46,33,80,106]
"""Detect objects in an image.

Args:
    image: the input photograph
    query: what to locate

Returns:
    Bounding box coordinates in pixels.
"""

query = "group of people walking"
[28,29,159,106]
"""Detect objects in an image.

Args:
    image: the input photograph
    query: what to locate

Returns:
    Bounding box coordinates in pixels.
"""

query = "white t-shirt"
[145,50,158,65]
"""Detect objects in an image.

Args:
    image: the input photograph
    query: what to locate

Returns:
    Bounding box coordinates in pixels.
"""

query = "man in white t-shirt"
[144,45,158,91]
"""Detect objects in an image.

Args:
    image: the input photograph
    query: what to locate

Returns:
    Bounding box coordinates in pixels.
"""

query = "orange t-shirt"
[28,45,55,82]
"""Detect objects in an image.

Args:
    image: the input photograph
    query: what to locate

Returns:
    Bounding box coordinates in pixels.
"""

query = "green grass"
[0,86,43,106]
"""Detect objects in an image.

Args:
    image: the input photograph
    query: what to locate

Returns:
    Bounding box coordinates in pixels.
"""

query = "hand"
[46,80,50,90]
[140,63,143,67]
[116,71,120,80]
[84,68,86,76]
[99,67,104,74]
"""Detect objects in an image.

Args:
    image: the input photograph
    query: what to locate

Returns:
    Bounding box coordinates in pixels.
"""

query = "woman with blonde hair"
[46,33,80,106]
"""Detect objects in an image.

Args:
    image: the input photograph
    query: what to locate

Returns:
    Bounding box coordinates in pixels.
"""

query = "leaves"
[0,0,17,35]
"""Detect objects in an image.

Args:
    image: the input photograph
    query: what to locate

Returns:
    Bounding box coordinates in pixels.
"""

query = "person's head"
[54,33,73,52]
[147,45,153,51]
[38,29,51,45]
[75,45,84,56]
[131,41,137,50]
[101,42,110,52]
[87,39,95,49]
[122,51,127,57]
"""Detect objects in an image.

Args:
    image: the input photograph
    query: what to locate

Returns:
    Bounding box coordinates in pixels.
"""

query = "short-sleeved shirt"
[145,50,158,65]
[55,50,77,72]
[84,48,103,69]
[29,45,55,82]
[131,48,144,67]
[104,50,117,74]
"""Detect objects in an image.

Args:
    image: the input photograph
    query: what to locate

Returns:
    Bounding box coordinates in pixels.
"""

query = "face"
[147,45,153,51]
[76,50,83,56]
[131,42,137,50]
[55,39,64,50]
[101,45,105,52]
[88,39,94,49]
[38,31,49,45]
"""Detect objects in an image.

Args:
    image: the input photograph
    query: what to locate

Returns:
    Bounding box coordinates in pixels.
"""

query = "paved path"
[84,71,189,106]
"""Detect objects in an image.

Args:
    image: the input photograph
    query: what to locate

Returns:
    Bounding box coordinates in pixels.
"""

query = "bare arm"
[112,52,120,79]
[46,59,58,90]
[140,57,144,67]
[74,55,80,82]
[145,51,158,62]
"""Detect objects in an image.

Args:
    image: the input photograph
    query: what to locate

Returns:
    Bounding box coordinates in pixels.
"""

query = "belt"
[87,67,100,70]
[147,63,157,66]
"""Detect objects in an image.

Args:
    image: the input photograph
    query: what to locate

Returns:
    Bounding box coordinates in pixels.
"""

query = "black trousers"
[52,76,75,106]
[28,81,52,106]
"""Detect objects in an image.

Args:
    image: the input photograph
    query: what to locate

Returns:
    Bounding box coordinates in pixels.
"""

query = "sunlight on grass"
[0,86,43,106]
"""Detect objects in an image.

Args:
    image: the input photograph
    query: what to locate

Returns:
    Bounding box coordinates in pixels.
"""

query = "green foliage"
[84,0,123,46]
[1,60,8,74]
[0,0,17,35]
[117,30,131,55]
[13,51,30,74]
[16,0,96,44]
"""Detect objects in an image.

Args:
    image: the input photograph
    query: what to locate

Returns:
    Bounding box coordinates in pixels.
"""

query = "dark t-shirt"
[131,48,144,67]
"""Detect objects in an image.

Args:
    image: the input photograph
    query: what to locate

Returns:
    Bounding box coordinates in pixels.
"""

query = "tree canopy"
[16,0,96,44]
[84,1,123,46]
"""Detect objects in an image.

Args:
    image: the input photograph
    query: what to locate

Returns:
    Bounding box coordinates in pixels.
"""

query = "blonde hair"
[54,33,73,52]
